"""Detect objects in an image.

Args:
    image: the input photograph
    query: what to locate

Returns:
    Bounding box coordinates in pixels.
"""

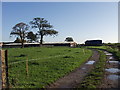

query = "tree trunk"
[40,34,43,46]
[39,30,44,46]
[21,39,24,48]
[20,36,24,48]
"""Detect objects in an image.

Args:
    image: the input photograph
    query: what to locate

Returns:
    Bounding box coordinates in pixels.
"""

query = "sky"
[1,1,118,44]
[1,0,119,2]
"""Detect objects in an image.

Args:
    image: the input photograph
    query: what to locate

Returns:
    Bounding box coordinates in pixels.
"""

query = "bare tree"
[30,17,58,45]
[10,22,29,48]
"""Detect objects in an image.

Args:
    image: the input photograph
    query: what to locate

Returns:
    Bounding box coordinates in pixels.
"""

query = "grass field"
[6,47,92,88]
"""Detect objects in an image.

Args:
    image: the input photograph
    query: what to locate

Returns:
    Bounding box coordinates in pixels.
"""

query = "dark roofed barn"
[85,40,102,46]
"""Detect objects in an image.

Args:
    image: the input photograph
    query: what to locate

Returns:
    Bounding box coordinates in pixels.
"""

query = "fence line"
[8,52,73,65]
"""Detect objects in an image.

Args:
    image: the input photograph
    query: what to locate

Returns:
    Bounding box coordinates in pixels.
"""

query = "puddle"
[109,56,114,60]
[86,61,95,65]
[105,68,120,73]
[107,75,120,81]
[104,51,108,54]
[104,51,113,55]
[106,53,113,56]
[108,61,120,64]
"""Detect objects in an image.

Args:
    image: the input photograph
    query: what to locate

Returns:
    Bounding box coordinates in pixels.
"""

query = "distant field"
[6,47,92,88]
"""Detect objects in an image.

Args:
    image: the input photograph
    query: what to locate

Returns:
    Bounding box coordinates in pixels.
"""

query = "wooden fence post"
[5,50,9,88]
[0,50,9,88]
[83,49,85,55]
[26,56,29,76]
[0,50,2,89]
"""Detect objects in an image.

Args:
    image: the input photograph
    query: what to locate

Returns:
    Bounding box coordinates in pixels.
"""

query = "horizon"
[1,2,118,44]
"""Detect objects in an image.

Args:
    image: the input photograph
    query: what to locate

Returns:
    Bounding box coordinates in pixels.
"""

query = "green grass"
[78,50,107,88]
[84,46,108,50]
[105,46,120,60]
[85,45,120,61]
[6,47,92,88]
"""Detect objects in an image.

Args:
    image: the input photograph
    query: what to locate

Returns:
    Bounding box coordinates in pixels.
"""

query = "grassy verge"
[105,47,120,61]
[78,50,106,88]
[85,45,120,61]
[5,47,92,88]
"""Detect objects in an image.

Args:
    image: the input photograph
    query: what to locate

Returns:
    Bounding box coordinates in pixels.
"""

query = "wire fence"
[8,52,74,65]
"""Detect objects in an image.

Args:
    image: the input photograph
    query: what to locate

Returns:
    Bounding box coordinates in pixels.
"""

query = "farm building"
[2,42,77,48]
[43,42,77,47]
[85,40,102,46]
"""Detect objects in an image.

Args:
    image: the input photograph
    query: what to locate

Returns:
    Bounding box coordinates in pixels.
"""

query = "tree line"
[10,17,58,48]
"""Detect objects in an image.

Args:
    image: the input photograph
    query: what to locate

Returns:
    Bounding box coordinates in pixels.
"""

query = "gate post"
[0,50,2,90]
[0,50,9,88]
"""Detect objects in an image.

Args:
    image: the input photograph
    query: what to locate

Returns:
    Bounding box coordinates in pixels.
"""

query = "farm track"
[99,51,120,88]
[46,49,100,88]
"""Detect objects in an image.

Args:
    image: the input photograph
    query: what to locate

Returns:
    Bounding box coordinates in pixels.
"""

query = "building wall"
[2,42,77,48]
[85,40,102,46]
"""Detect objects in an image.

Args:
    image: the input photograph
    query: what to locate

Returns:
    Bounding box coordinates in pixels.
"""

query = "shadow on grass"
[63,56,74,58]
[14,54,26,57]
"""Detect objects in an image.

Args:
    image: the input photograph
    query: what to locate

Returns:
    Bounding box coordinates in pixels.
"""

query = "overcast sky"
[1,1,118,43]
